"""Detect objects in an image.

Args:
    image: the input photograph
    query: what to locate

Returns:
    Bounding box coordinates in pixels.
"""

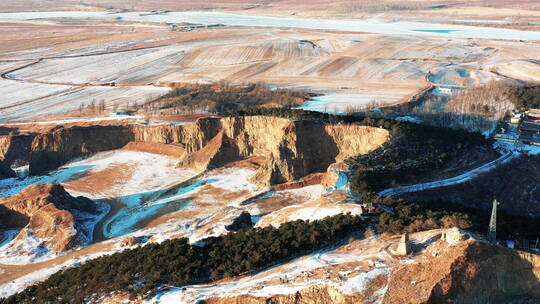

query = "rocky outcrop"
[0,133,34,166]
[28,116,390,185]
[0,133,33,178]
[29,125,132,175]
[384,240,540,304]
[121,141,185,158]
[0,184,99,255]
[273,171,338,191]
[203,286,363,304]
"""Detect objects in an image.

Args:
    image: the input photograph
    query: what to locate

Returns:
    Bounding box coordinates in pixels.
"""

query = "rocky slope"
[92,229,540,304]
[384,240,540,304]
[181,230,540,304]
[29,126,133,175]
[28,116,390,185]
[0,184,100,262]
[0,133,34,178]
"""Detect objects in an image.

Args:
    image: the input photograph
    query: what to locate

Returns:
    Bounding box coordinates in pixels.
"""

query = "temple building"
[518,109,540,146]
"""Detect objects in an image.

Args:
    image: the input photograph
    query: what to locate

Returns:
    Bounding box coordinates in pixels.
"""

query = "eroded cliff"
[29,126,132,175]
[0,133,34,178]
[28,116,390,185]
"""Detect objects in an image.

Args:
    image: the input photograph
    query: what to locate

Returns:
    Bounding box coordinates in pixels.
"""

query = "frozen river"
[1,11,540,41]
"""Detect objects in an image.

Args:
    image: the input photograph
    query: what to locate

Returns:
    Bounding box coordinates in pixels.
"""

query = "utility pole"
[488,199,499,243]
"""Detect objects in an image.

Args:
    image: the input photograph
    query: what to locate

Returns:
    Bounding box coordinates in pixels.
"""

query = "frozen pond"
[1,11,540,41]
[295,93,398,113]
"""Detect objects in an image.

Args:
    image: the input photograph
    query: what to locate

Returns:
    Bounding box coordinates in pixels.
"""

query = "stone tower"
[396,232,411,255]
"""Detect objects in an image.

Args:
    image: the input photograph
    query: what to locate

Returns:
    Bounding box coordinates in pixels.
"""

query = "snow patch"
[395,116,422,124]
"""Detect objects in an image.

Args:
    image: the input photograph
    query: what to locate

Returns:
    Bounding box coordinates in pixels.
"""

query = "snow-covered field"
[0,85,169,121]
[0,79,73,110]
[2,10,536,121]
[254,186,363,228]
[2,11,540,41]
[295,92,405,113]
[1,115,144,126]
[8,47,185,84]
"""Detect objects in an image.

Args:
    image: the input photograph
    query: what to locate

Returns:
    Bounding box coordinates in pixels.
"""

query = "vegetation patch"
[141,83,314,115]
[1,214,364,303]
[403,154,540,217]
[508,85,540,110]
[369,194,540,240]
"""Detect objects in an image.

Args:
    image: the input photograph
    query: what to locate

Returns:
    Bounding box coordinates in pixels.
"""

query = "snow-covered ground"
[0,239,134,298]
[143,227,474,304]
[0,79,73,110]
[101,167,260,240]
[2,12,540,41]
[295,93,404,113]
[9,47,185,84]
[0,200,109,265]
[1,115,144,126]
[0,85,169,121]
[145,242,389,304]
[59,150,199,239]
[121,167,263,243]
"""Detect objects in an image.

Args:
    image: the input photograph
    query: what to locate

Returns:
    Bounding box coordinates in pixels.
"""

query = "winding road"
[377,151,515,197]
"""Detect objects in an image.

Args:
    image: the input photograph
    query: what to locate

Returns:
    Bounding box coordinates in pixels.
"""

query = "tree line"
[141,83,313,115]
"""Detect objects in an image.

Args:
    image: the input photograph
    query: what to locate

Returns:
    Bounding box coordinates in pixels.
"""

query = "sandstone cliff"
[384,240,540,304]
[0,162,16,179]
[0,184,99,259]
[0,133,33,178]
[29,126,132,175]
[28,116,390,185]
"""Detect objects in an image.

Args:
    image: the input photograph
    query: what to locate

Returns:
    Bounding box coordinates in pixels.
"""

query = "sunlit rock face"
[28,116,390,186]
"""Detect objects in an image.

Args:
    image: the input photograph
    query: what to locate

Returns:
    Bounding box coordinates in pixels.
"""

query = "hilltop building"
[518,109,540,146]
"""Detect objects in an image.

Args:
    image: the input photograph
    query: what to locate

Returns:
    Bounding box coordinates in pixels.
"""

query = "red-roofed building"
[518,109,540,145]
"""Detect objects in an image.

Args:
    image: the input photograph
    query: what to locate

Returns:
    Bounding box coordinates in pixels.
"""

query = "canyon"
[0,1,539,303]
[0,115,388,295]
